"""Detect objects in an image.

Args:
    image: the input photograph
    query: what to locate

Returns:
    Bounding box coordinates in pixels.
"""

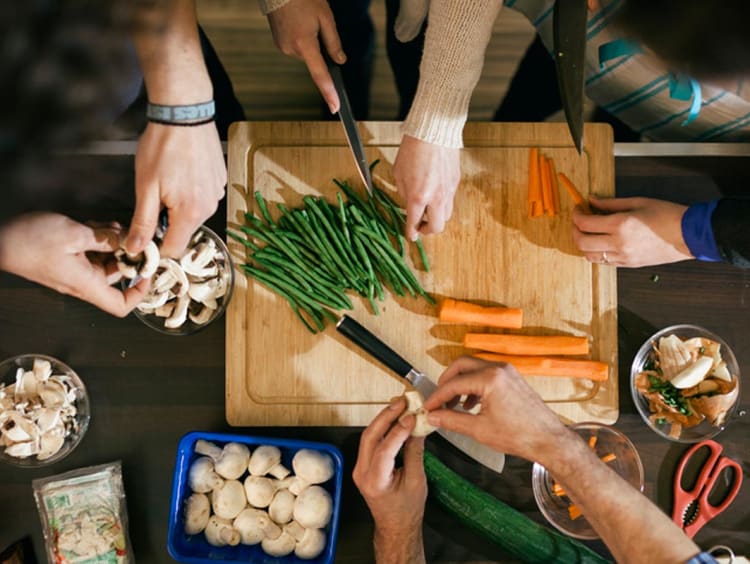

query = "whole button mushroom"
[268,489,296,525]
[204,515,241,547]
[261,531,296,557]
[290,449,334,494]
[184,493,211,535]
[248,445,281,476]
[295,528,327,560]
[233,508,281,545]
[293,485,333,529]
[188,457,224,494]
[195,440,251,481]
[211,480,247,520]
[401,390,437,437]
[244,476,276,508]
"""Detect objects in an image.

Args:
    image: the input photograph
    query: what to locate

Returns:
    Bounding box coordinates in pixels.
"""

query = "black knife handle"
[336,315,412,378]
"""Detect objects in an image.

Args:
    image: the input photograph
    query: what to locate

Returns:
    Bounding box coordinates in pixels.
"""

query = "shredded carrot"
[546,157,561,214]
[601,453,617,463]
[439,298,523,329]
[552,482,566,497]
[558,172,591,214]
[474,353,607,381]
[588,435,598,449]
[529,148,543,217]
[568,504,583,520]
[465,334,590,357]
[540,155,554,216]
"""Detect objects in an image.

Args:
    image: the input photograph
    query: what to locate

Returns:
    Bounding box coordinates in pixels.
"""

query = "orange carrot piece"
[474,353,608,381]
[540,155,554,216]
[568,504,583,520]
[552,482,566,496]
[547,157,561,214]
[601,453,617,463]
[465,334,590,357]
[558,172,591,214]
[588,435,598,449]
[529,148,543,217]
[439,298,523,329]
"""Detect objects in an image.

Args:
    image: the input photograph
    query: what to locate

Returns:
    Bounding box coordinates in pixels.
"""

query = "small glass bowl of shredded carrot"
[531,422,644,540]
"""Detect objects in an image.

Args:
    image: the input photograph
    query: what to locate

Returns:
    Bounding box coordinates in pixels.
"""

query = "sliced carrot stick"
[438,298,523,329]
[568,504,583,520]
[558,172,591,214]
[473,353,608,381]
[540,155,553,216]
[547,157,561,214]
[588,435,598,449]
[601,453,617,463]
[529,148,543,217]
[465,333,590,357]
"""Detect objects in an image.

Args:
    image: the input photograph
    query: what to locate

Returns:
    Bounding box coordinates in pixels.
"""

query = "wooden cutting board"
[226,122,617,426]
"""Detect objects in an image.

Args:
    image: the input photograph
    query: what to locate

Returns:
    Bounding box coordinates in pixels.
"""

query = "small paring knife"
[323,52,374,194]
[336,315,506,474]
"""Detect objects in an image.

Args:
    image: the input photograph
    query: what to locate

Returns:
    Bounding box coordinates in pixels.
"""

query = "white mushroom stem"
[204,516,241,547]
[268,463,291,480]
[288,477,311,497]
[194,439,223,460]
[212,480,247,520]
[184,493,211,535]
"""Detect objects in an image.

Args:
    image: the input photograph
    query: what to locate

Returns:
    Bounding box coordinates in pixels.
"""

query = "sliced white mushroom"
[39,379,67,408]
[139,241,160,278]
[5,440,38,458]
[189,306,214,325]
[670,356,714,389]
[165,294,190,329]
[181,241,219,278]
[154,302,176,318]
[37,427,66,460]
[136,290,170,313]
[32,359,52,381]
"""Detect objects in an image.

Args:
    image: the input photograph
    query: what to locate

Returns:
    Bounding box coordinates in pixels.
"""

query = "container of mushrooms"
[117,225,234,335]
[168,431,343,564]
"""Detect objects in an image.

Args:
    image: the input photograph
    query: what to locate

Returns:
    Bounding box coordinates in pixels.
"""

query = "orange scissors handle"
[672,440,743,538]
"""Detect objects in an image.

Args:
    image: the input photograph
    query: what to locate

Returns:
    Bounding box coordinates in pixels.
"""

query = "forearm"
[541,430,699,564]
[403,0,501,148]
[373,527,425,564]
[132,0,211,104]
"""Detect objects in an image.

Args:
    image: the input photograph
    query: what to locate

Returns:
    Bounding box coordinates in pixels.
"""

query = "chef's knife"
[323,53,374,194]
[336,315,505,474]
[553,0,588,154]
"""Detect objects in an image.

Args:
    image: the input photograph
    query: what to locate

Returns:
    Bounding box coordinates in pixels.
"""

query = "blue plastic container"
[167,431,343,564]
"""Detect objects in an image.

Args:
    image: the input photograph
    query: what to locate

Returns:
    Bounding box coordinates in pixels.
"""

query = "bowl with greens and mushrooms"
[630,325,740,442]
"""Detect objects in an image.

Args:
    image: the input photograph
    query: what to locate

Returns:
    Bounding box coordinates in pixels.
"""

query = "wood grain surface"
[226,122,617,427]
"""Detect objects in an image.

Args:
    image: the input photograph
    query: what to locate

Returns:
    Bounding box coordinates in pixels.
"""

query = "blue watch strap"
[681,200,721,262]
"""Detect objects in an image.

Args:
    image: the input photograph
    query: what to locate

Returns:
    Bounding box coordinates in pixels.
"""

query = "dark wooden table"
[0,149,748,563]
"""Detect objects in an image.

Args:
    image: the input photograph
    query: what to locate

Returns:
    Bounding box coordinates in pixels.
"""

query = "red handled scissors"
[671,439,743,538]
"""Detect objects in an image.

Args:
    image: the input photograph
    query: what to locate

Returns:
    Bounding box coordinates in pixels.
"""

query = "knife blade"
[553,0,588,154]
[336,315,505,474]
[323,54,374,194]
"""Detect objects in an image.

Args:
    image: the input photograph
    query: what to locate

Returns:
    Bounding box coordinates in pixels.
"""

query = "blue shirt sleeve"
[681,200,722,262]
[685,552,719,564]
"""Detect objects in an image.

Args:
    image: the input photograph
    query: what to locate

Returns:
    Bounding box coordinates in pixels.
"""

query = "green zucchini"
[423,451,611,564]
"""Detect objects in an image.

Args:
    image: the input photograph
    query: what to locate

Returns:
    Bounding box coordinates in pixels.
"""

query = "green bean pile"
[228,178,434,333]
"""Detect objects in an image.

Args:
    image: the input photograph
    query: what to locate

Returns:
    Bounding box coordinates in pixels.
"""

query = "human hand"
[393,135,460,241]
[353,398,426,562]
[423,357,565,462]
[267,0,346,113]
[129,122,226,258]
[572,196,692,267]
[0,212,150,316]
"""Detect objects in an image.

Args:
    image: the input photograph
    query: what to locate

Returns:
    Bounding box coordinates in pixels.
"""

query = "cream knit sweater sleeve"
[258,0,290,15]
[403,0,502,148]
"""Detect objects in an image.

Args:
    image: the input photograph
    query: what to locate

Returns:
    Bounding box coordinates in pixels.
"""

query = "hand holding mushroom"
[0,212,149,317]
[352,397,427,564]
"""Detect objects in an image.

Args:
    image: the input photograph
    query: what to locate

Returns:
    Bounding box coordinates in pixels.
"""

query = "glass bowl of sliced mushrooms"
[0,354,90,467]
[120,225,235,336]
[631,324,741,443]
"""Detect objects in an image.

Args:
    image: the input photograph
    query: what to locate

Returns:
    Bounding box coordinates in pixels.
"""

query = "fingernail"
[336,51,346,64]
[127,235,142,252]
[399,414,413,428]
[389,397,401,410]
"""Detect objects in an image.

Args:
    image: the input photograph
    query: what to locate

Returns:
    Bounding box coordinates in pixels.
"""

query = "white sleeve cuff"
[258,0,291,15]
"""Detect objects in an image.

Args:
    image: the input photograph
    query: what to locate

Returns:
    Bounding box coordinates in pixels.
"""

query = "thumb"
[427,409,479,439]
[73,226,120,253]
[589,196,641,213]
[126,185,160,254]
[395,0,429,42]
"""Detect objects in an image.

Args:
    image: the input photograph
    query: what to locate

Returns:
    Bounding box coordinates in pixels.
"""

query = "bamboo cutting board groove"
[226,122,617,426]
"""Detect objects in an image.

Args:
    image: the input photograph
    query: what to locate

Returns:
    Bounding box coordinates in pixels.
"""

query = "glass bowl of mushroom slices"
[130,225,235,336]
[0,354,90,467]
[631,324,741,443]
[167,431,343,564]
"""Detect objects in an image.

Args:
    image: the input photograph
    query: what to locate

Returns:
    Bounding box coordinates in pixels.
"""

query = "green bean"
[416,239,430,272]
[244,269,319,333]
[226,229,260,251]
[254,191,276,227]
